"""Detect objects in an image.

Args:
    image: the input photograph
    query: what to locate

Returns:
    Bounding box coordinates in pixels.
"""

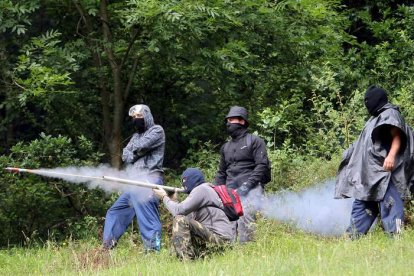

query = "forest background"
[1,0,414,249]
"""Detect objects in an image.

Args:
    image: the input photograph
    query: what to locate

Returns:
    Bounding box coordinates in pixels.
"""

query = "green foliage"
[0,0,39,35]
[256,97,306,151]
[1,0,414,248]
[120,0,352,158]
[307,82,367,157]
[15,30,82,101]
[67,215,101,241]
[0,134,108,246]
[180,141,221,182]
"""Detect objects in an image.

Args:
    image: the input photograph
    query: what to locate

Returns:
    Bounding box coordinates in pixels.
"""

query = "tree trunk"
[74,0,139,168]
[100,0,124,169]
[109,67,124,168]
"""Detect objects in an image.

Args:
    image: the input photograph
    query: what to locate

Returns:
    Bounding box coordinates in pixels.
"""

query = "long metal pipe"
[5,167,185,193]
[102,176,184,193]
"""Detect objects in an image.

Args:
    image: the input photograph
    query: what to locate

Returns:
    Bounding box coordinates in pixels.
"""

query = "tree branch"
[123,57,139,100]
[100,0,118,67]
[120,28,140,69]
[72,0,92,32]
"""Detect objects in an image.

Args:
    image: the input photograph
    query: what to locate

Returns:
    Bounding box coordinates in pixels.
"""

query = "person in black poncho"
[335,85,414,237]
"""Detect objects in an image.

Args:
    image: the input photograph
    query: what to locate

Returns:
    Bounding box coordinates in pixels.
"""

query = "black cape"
[335,103,414,201]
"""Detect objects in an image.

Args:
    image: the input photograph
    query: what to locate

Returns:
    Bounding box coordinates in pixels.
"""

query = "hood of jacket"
[181,168,205,194]
[129,104,155,131]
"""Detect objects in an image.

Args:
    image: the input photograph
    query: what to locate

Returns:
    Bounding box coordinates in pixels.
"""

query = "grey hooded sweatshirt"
[122,105,165,174]
[163,183,235,241]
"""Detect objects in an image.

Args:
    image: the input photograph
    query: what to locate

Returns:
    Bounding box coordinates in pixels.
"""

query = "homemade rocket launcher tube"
[5,167,185,193]
[102,176,185,193]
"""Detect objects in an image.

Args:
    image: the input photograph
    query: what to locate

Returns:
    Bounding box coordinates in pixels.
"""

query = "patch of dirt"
[72,247,111,271]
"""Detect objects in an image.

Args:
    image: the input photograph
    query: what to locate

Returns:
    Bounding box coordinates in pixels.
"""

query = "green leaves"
[15,30,80,101]
[0,0,39,34]
[0,134,105,246]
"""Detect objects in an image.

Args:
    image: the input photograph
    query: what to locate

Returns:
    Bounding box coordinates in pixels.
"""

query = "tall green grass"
[1,156,413,275]
[1,219,414,275]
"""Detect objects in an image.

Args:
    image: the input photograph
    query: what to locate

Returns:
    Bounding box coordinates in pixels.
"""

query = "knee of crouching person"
[173,215,187,223]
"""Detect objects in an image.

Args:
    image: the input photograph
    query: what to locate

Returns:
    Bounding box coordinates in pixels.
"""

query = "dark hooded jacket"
[215,106,270,190]
[335,103,414,201]
[122,104,165,174]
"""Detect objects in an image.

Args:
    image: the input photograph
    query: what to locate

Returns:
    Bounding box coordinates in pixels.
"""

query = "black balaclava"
[225,106,249,139]
[364,85,388,116]
[132,118,145,133]
[226,122,246,138]
[181,168,205,194]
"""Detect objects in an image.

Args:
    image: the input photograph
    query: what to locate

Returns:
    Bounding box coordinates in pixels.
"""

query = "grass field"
[1,157,411,275]
[1,218,413,275]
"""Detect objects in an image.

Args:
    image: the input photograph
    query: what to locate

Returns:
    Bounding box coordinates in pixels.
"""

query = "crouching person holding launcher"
[153,168,235,260]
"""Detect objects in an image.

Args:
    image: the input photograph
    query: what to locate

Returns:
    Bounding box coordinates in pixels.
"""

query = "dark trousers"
[235,185,264,243]
[347,181,404,236]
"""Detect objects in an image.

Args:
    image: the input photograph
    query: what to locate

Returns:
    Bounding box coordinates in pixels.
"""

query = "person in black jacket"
[215,106,270,243]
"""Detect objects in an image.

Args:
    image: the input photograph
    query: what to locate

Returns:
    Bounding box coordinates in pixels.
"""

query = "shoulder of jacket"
[192,183,215,194]
[149,124,164,131]
[197,183,214,190]
[146,125,165,134]
[190,184,215,199]
[248,133,265,145]
[221,140,231,150]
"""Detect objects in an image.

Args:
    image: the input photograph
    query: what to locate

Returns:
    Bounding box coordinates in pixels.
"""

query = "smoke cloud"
[261,180,353,236]
[32,164,156,202]
[29,166,352,236]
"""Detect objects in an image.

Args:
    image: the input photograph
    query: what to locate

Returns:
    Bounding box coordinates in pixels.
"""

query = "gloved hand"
[152,187,168,200]
[237,182,251,197]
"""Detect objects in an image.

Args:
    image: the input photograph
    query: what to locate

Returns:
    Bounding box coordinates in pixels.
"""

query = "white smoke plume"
[28,166,352,236]
[31,164,157,201]
[261,180,353,236]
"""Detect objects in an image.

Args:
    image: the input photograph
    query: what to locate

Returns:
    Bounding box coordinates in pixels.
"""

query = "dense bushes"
[0,134,110,246]
[1,0,414,247]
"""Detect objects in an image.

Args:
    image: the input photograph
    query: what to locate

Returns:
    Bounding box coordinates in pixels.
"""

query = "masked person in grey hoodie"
[103,104,165,251]
[215,106,271,243]
[153,168,234,260]
[335,86,414,237]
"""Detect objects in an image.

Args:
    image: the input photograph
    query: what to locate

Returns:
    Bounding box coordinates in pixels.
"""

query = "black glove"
[237,182,252,197]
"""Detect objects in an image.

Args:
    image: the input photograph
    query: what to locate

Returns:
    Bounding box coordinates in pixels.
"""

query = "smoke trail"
[32,164,156,201]
[30,166,353,235]
[261,180,353,236]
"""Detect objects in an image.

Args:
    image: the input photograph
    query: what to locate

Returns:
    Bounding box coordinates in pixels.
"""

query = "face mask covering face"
[226,122,244,138]
[364,86,388,116]
[133,118,145,133]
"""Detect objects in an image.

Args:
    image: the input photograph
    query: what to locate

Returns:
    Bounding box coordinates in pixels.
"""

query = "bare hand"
[383,155,395,171]
[152,187,167,200]
[170,190,178,201]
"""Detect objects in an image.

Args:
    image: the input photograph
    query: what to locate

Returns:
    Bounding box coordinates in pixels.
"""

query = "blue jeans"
[103,176,163,250]
[347,181,404,237]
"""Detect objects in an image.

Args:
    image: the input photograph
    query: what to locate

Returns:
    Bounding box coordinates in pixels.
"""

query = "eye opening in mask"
[132,113,144,119]
[226,116,245,125]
